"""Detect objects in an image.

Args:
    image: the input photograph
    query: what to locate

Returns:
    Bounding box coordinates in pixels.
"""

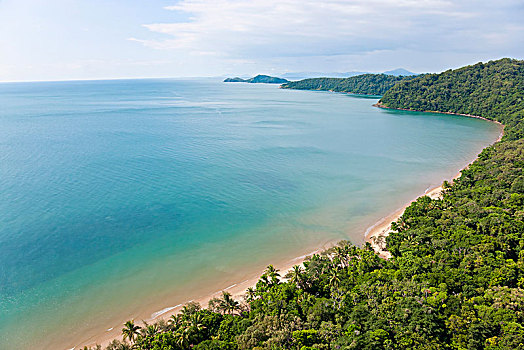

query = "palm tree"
[328,269,341,289]
[174,327,191,349]
[168,314,181,330]
[121,320,141,344]
[257,274,270,290]
[181,301,201,318]
[265,264,280,278]
[334,244,353,269]
[286,265,304,287]
[219,291,240,314]
[156,319,170,332]
[136,321,158,349]
[264,264,281,286]
[244,287,257,302]
[144,323,159,337]
[188,313,207,334]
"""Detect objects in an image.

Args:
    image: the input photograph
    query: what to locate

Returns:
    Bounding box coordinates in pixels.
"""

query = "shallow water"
[0,78,501,349]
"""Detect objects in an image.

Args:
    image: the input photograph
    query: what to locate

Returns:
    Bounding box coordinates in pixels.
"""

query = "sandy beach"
[82,242,336,349]
[364,176,451,259]
[364,107,505,259]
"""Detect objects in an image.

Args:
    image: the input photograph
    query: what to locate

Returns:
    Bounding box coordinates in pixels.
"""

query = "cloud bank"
[130,0,524,73]
[1,0,522,80]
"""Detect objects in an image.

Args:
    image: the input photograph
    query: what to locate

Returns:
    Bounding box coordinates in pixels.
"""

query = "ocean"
[0,78,501,349]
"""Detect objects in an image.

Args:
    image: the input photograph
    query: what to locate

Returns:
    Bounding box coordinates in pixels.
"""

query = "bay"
[0,78,501,349]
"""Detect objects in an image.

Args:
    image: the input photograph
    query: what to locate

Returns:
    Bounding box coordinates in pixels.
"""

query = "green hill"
[224,75,288,84]
[87,59,524,350]
[379,58,524,139]
[280,73,416,95]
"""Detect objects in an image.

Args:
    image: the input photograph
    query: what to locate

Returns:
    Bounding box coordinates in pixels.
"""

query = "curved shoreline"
[79,242,337,349]
[366,103,505,258]
[373,102,505,126]
[77,104,504,350]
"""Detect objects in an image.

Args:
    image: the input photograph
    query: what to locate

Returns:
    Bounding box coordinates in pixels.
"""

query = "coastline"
[366,104,505,258]
[364,175,455,259]
[373,102,505,126]
[82,242,338,349]
[77,105,504,350]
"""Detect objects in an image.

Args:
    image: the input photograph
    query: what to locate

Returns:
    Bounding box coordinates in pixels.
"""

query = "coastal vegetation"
[280,74,416,95]
[379,58,524,140]
[85,58,524,350]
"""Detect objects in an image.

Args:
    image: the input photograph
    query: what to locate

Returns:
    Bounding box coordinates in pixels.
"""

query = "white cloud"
[128,0,523,73]
[2,0,521,80]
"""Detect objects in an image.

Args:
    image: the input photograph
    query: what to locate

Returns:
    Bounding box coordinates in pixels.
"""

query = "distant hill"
[224,75,288,84]
[281,69,416,80]
[382,68,416,76]
[280,73,417,95]
[281,71,368,80]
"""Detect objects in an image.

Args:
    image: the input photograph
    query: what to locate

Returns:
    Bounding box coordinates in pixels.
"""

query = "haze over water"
[0,79,501,349]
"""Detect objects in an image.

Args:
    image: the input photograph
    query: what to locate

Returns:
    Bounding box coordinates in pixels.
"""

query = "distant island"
[224,74,289,84]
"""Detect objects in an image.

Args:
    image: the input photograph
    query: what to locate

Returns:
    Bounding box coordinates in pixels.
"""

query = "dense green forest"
[379,58,524,140]
[86,59,524,350]
[280,74,416,95]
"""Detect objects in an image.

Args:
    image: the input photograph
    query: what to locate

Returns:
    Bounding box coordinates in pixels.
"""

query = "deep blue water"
[0,79,501,349]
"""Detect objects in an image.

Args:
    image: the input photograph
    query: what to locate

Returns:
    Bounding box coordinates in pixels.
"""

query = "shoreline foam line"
[150,304,183,319]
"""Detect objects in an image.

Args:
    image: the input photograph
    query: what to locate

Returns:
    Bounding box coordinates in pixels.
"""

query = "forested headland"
[85,58,524,350]
[280,74,416,95]
[379,58,524,140]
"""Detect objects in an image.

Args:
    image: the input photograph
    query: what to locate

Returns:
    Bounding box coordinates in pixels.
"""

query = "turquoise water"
[0,79,501,349]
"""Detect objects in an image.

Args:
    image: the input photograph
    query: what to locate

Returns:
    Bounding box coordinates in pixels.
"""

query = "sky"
[0,0,523,81]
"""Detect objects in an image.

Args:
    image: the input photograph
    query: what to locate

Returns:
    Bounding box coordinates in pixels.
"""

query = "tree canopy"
[280,74,416,95]
[380,58,524,140]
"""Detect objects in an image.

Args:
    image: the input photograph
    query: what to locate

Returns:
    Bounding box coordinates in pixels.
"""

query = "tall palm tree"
[286,265,304,287]
[257,274,270,289]
[219,291,240,314]
[264,264,281,286]
[244,287,257,302]
[105,340,131,350]
[334,244,352,269]
[328,269,341,289]
[121,320,141,344]
[155,319,170,332]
